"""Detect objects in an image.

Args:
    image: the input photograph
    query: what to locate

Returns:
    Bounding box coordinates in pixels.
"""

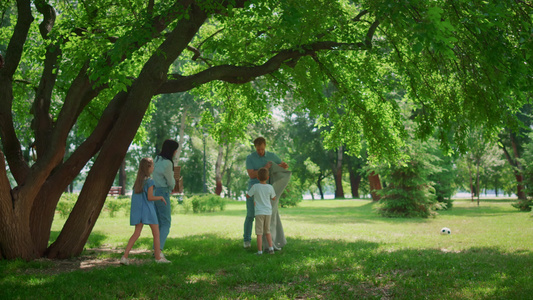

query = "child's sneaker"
[255,251,263,255]
[120,256,130,265]
[156,257,171,264]
[268,249,275,255]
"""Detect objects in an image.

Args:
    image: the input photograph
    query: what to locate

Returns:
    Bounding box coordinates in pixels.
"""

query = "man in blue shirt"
[243,137,288,248]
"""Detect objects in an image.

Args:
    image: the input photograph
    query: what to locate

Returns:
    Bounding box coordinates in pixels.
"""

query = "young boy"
[246,167,276,255]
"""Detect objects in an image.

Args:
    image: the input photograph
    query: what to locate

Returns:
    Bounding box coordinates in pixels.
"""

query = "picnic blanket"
[263,162,291,250]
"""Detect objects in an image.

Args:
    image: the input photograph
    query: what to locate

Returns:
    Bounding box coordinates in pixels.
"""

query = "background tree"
[283,112,335,199]
[375,141,442,218]
[427,145,457,209]
[498,104,533,201]
[514,131,533,211]
[345,153,367,199]
[181,134,211,194]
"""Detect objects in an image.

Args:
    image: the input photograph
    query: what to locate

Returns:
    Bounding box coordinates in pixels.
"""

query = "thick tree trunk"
[349,169,361,199]
[0,216,36,260]
[29,184,62,256]
[333,146,344,198]
[215,144,224,195]
[224,167,232,199]
[46,89,153,258]
[510,135,526,200]
[317,173,325,200]
[46,7,209,258]
[0,150,37,260]
[368,171,382,201]
[334,167,344,198]
[515,174,526,199]
[345,155,362,199]
[501,135,527,200]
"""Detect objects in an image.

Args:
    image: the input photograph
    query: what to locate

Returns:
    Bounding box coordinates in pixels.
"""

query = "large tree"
[1,0,532,260]
[499,104,533,201]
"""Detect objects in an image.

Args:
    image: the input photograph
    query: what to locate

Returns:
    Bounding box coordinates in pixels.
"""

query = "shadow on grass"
[48,231,108,249]
[2,234,532,299]
[437,204,525,218]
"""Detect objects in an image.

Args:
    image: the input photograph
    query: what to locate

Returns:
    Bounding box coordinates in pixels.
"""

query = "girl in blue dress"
[120,157,171,264]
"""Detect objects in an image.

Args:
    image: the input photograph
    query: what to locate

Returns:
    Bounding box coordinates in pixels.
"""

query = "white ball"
[440,227,451,235]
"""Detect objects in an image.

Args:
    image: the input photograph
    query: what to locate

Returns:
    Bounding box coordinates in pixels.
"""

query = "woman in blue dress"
[120,157,171,265]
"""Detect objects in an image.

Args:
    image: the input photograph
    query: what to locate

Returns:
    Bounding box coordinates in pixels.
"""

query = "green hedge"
[56,194,131,218]
[181,194,226,214]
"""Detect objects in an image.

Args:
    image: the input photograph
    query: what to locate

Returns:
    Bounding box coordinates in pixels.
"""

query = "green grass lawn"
[1,199,532,299]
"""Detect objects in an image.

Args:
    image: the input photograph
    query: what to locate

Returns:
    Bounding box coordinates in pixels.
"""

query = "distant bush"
[511,198,533,212]
[278,181,303,208]
[104,196,130,217]
[436,197,454,210]
[182,194,226,214]
[56,193,78,218]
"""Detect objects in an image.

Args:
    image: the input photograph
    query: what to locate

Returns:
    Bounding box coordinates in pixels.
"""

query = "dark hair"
[253,137,266,147]
[159,139,179,161]
[258,167,269,181]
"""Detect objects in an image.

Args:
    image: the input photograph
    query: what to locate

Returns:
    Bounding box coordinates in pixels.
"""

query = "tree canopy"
[1,0,532,260]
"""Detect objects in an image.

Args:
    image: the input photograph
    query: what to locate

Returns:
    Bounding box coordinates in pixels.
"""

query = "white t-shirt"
[248,183,276,216]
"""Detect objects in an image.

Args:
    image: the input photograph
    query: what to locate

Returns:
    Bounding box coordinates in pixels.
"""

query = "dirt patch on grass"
[23,248,151,275]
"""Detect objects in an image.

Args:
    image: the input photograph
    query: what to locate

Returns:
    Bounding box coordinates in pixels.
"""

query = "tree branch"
[1,0,33,76]
[157,41,370,94]
[32,1,59,154]
[47,91,128,191]
[34,0,56,39]
[365,19,380,49]
[0,0,33,184]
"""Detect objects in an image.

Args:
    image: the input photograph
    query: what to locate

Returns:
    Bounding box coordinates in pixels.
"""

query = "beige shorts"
[255,215,271,236]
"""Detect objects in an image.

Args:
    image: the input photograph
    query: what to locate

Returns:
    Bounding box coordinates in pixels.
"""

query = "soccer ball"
[440,227,451,235]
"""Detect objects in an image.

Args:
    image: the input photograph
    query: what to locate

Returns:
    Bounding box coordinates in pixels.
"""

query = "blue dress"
[130,178,158,225]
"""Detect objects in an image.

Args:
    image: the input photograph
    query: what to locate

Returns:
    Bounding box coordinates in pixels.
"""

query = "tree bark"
[368,171,382,201]
[500,136,526,200]
[333,146,344,198]
[215,144,224,195]
[0,149,36,260]
[317,172,325,200]
[348,168,361,199]
[345,154,362,199]
[0,0,33,185]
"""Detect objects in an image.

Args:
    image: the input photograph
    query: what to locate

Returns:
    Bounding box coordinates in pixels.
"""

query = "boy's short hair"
[257,167,269,181]
[254,137,266,147]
